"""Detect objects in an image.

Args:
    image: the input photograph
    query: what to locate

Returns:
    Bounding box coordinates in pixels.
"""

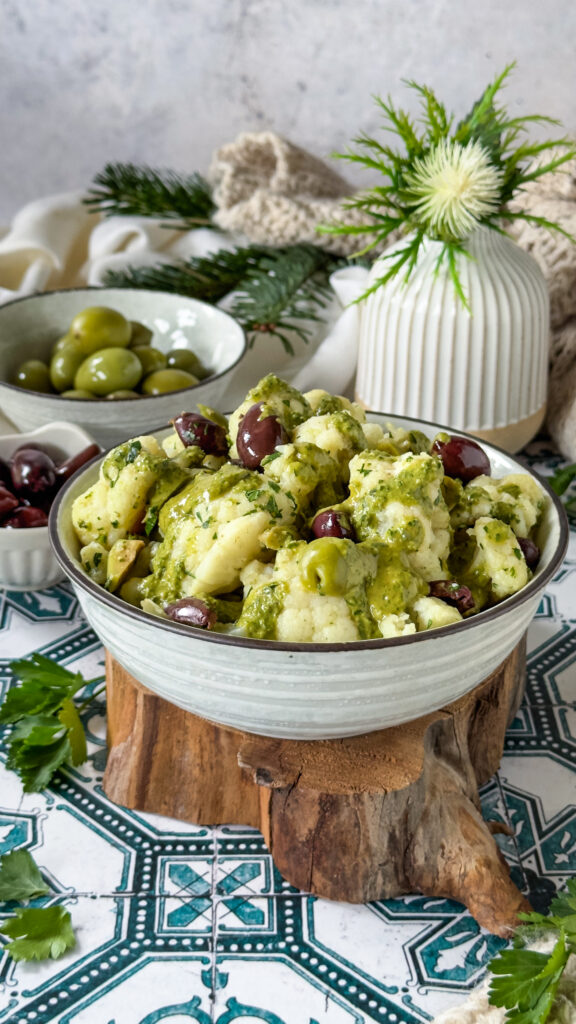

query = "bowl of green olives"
[0,288,247,447]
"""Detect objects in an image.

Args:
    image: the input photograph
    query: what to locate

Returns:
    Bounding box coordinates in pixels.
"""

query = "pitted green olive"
[141,368,199,395]
[74,348,143,396]
[49,345,85,391]
[70,306,132,356]
[300,537,349,596]
[132,346,167,376]
[61,388,98,399]
[14,359,53,393]
[129,321,153,348]
[166,348,209,378]
[105,390,141,400]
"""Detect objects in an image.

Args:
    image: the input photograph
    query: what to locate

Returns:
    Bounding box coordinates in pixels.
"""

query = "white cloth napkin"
[0,193,365,414]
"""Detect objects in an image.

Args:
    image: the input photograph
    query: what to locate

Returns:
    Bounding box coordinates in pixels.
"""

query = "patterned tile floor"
[0,441,575,1024]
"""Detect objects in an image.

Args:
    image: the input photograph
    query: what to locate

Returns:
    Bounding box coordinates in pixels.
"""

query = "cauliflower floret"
[377,613,417,638]
[292,411,367,476]
[72,435,185,548]
[451,473,545,537]
[228,374,312,457]
[347,450,451,579]
[361,421,389,449]
[143,463,298,605]
[303,389,366,422]
[237,537,380,642]
[411,595,462,631]
[79,541,108,585]
[261,442,344,514]
[162,432,185,457]
[466,516,530,601]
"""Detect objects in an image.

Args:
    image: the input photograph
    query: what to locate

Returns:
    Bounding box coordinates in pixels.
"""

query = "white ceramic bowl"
[50,415,569,739]
[0,421,97,590]
[0,288,246,448]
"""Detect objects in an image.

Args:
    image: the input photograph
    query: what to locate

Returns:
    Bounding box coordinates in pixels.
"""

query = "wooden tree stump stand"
[103,638,530,936]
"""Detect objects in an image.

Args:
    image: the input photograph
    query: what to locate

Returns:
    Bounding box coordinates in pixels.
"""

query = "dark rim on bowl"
[0,287,247,402]
[48,413,570,653]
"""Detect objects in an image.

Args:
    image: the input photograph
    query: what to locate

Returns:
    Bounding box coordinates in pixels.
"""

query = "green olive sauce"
[366,548,428,619]
[245,373,312,431]
[349,454,443,547]
[238,582,288,639]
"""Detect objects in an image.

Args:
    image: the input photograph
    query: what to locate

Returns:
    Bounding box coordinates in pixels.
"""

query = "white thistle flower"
[405,140,504,240]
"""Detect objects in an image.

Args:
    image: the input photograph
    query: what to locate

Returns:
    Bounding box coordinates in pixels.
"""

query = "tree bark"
[104,637,529,936]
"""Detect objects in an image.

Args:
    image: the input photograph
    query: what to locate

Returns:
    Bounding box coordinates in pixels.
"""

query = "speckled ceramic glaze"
[0,421,96,590]
[0,288,246,448]
[50,415,568,739]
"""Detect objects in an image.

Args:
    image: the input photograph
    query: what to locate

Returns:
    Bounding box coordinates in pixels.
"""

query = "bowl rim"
[0,286,248,404]
[49,412,570,653]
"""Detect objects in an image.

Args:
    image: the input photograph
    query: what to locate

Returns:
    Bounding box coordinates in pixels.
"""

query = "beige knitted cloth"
[510,159,576,460]
[209,130,393,257]
[210,133,576,460]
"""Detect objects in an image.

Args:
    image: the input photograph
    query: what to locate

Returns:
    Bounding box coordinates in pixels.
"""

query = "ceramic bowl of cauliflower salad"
[50,373,568,738]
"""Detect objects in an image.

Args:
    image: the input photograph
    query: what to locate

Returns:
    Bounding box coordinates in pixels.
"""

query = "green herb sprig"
[549,464,576,513]
[320,63,576,303]
[84,161,215,226]
[103,243,340,354]
[0,654,104,792]
[0,849,75,962]
[487,878,576,1022]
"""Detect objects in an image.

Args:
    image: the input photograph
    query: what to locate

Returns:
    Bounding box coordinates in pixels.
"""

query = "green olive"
[14,359,53,393]
[300,537,348,596]
[105,390,141,400]
[52,331,77,354]
[60,389,99,399]
[74,347,143,396]
[140,368,199,395]
[119,576,146,607]
[132,346,167,376]
[49,345,85,391]
[129,321,153,348]
[166,348,209,379]
[70,306,132,356]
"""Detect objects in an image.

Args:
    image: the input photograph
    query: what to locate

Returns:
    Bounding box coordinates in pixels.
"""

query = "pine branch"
[84,162,215,226]
[104,244,343,353]
[229,245,337,354]
[103,246,272,304]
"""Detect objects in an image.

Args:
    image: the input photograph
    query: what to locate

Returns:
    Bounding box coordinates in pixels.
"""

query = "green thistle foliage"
[84,162,215,226]
[321,63,576,302]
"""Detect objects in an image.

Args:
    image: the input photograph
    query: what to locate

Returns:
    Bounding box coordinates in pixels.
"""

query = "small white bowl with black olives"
[0,421,99,590]
[49,413,569,740]
[0,287,247,448]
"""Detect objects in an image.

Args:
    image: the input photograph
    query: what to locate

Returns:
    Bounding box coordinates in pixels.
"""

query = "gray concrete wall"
[1,0,574,220]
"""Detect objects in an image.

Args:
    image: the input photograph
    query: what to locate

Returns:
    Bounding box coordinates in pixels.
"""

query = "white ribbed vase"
[355,227,549,451]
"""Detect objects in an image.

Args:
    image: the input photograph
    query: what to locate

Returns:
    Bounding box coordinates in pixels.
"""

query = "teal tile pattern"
[1,441,575,1023]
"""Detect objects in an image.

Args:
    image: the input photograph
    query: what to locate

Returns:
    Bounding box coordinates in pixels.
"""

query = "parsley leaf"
[58,699,88,766]
[488,933,569,1023]
[549,464,576,513]
[0,906,75,961]
[1,655,104,792]
[0,655,86,724]
[0,850,49,901]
